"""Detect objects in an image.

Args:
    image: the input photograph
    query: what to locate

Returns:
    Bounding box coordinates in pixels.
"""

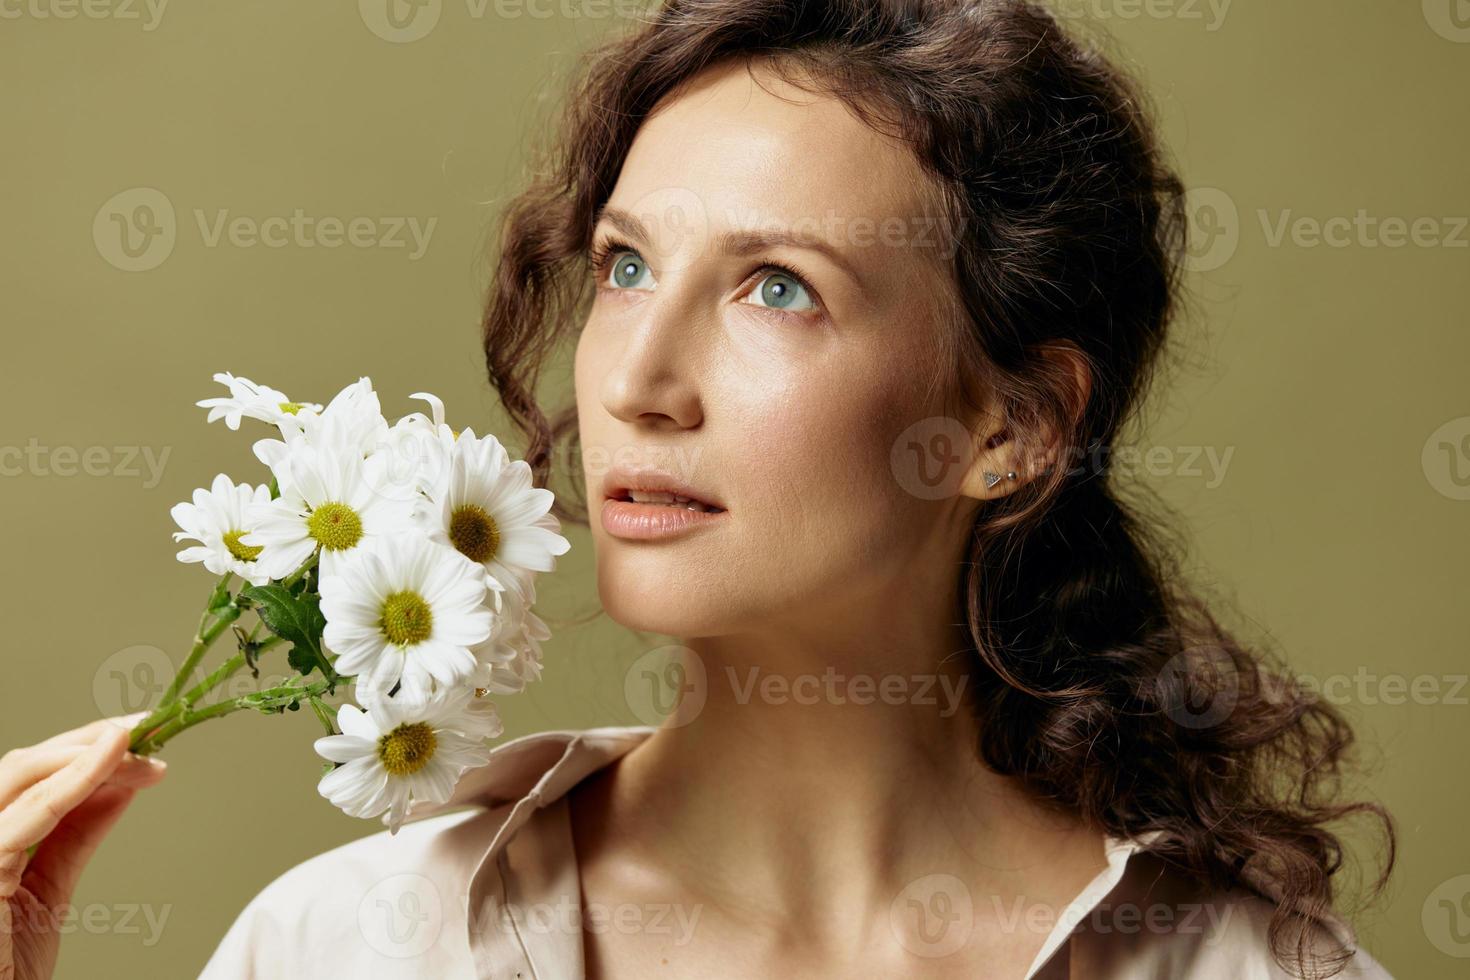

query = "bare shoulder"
[1073,852,1395,980]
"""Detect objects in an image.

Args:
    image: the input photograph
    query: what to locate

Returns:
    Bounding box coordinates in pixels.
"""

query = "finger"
[23,783,138,909]
[0,758,160,906]
[0,740,160,811]
[31,711,150,751]
[0,744,89,812]
[0,744,164,819]
[101,754,169,790]
[0,725,130,879]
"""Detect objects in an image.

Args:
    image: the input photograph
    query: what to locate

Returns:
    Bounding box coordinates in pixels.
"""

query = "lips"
[601,465,726,513]
[618,490,724,513]
[600,464,728,541]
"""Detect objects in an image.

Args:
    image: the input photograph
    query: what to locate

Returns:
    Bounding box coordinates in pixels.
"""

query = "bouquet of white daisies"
[127,373,569,833]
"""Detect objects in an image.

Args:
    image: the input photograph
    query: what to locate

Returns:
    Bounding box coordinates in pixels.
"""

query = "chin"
[593,550,743,638]
[598,584,717,637]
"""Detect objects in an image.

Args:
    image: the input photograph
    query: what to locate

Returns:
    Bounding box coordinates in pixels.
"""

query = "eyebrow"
[592,203,865,289]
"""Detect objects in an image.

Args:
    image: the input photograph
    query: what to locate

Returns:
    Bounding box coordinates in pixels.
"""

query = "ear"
[957,342,1092,501]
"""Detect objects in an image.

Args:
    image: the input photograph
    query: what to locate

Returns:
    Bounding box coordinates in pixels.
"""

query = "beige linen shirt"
[198,725,1392,979]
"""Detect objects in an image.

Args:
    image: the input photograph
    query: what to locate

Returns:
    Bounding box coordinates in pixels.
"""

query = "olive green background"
[1,2,1465,977]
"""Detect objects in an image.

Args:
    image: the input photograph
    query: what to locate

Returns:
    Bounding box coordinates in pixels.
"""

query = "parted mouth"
[610,489,725,513]
[602,466,727,513]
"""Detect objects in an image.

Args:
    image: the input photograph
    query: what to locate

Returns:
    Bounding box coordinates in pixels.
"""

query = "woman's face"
[574,59,983,641]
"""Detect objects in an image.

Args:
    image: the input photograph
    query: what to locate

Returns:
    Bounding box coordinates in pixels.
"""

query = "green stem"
[308,696,337,736]
[282,552,318,590]
[157,572,238,708]
[178,635,284,705]
[132,677,335,754]
[128,554,323,755]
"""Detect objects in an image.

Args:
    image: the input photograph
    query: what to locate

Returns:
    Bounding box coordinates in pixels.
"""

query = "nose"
[599,285,705,431]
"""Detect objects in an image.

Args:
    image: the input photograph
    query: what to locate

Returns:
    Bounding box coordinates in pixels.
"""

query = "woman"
[1,1,1395,977]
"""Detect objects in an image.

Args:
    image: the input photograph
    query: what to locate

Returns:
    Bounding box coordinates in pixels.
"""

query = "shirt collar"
[398,725,1355,978]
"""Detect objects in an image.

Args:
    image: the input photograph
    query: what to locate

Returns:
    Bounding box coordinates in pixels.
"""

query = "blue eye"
[607,250,655,290]
[591,234,821,318]
[741,271,815,313]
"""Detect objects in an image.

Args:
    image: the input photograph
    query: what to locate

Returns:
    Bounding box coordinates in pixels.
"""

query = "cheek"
[573,323,610,436]
[727,356,934,583]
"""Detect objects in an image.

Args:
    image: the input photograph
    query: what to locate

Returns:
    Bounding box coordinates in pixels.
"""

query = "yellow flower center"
[279,401,304,415]
[377,722,437,776]
[306,502,363,552]
[380,590,433,647]
[449,504,500,564]
[223,529,262,562]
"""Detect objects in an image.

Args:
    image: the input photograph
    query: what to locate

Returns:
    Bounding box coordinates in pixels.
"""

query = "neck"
[577,590,1109,949]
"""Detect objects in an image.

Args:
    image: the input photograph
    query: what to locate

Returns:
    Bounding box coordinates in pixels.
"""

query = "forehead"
[610,58,937,244]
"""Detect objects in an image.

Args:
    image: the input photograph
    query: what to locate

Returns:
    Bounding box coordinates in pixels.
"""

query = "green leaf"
[239,583,333,688]
[287,645,317,676]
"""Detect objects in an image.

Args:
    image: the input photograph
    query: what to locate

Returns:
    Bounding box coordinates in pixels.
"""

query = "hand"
[0,715,169,980]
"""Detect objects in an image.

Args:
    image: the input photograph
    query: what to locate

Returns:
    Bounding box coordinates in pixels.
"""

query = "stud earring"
[983,471,1018,489]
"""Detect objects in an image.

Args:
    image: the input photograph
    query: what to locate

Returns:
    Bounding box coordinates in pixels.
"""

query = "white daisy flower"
[197,372,321,431]
[313,684,502,834]
[469,589,551,694]
[251,376,392,491]
[319,532,494,699]
[363,392,457,508]
[400,390,450,435]
[244,443,413,580]
[306,376,391,456]
[413,428,571,590]
[170,474,276,585]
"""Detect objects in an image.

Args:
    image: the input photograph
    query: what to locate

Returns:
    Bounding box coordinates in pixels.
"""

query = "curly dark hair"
[477,1,1395,975]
